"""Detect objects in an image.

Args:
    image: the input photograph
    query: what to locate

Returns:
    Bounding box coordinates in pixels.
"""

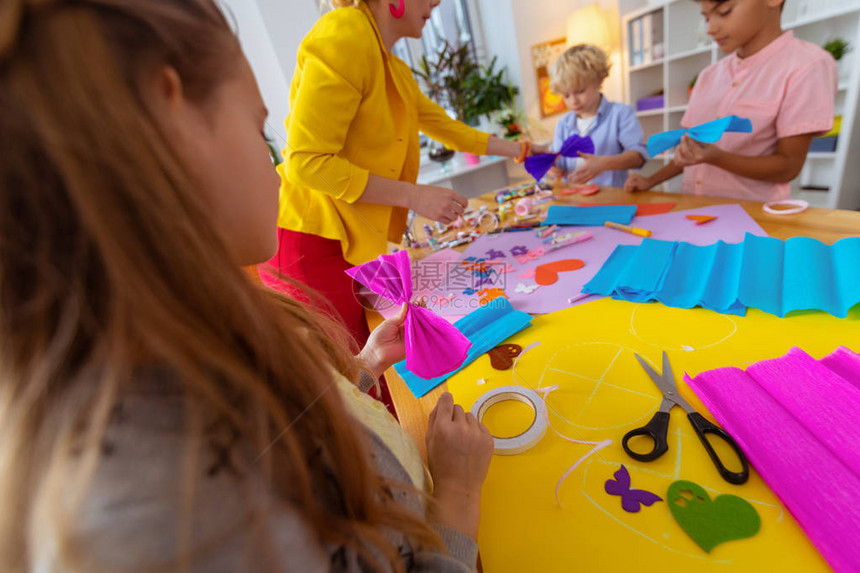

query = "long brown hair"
[0,0,437,570]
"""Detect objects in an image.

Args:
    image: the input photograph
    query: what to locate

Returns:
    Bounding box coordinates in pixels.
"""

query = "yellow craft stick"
[605,220,652,238]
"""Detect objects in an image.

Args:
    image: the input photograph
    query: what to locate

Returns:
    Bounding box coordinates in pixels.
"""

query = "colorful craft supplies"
[494,181,552,204]
[583,233,860,318]
[543,205,637,227]
[686,347,860,572]
[346,250,471,379]
[647,115,752,157]
[393,298,532,397]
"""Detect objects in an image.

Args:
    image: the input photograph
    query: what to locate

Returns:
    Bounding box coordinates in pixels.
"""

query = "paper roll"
[471,385,548,455]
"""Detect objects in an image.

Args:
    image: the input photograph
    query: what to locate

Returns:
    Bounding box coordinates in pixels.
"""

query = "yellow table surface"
[373,185,860,572]
[447,298,859,572]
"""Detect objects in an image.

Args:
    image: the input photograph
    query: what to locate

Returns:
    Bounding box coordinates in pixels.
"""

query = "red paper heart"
[534,259,585,285]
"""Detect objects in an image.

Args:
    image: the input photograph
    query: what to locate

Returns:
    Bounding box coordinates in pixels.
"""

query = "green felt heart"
[667,480,761,553]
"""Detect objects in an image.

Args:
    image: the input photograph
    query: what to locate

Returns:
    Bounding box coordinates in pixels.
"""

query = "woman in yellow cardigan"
[261,0,540,384]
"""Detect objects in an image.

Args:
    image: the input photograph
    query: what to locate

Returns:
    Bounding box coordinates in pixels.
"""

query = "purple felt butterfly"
[524,134,595,182]
[604,465,663,513]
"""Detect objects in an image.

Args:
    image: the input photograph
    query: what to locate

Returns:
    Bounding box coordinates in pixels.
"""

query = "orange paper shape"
[535,259,585,286]
[478,288,508,305]
[686,214,718,225]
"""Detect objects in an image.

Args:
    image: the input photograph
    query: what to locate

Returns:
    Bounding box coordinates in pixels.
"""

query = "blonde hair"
[0,0,437,571]
[549,43,611,93]
[329,0,362,7]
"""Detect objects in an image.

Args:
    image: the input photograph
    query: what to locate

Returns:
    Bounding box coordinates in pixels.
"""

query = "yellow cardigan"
[278,3,490,266]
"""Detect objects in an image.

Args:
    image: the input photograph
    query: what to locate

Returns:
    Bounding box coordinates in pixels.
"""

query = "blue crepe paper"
[583,233,860,318]
[542,205,637,227]
[394,297,533,398]
[647,115,753,157]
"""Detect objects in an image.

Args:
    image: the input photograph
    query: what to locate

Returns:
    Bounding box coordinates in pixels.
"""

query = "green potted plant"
[494,96,527,140]
[414,42,519,162]
[824,38,852,61]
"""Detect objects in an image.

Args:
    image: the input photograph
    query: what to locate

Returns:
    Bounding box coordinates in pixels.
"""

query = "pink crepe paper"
[346,250,472,379]
[685,347,860,573]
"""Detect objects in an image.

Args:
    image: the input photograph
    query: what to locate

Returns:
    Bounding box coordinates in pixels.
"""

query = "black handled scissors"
[622,352,749,485]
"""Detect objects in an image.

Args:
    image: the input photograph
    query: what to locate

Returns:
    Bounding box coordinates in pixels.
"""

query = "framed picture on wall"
[531,38,568,118]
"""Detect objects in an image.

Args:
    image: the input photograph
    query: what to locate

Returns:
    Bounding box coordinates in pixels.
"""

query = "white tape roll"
[471,385,548,455]
[762,199,809,215]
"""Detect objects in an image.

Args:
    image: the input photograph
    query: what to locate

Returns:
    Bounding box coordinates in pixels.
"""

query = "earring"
[389,0,405,19]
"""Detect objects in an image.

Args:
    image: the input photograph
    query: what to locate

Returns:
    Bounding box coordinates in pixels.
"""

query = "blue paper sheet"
[647,115,753,157]
[583,233,860,318]
[394,297,533,397]
[542,205,636,227]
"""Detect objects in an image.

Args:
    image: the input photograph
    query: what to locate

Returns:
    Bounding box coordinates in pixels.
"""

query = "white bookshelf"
[621,0,860,209]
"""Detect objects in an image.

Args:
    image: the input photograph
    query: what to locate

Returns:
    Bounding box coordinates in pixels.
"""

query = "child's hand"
[410,185,468,225]
[357,303,408,378]
[530,142,550,155]
[426,392,494,540]
[547,166,566,180]
[568,152,606,184]
[624,173,652,193]
[673,134,721,167]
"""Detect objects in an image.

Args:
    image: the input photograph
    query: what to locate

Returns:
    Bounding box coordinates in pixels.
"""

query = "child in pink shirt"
[625,0,837,202]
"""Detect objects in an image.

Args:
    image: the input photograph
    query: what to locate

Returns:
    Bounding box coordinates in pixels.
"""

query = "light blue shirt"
[552,95,648,187]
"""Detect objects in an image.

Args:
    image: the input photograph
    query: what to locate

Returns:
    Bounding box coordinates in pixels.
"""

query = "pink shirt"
[681,31,837,202]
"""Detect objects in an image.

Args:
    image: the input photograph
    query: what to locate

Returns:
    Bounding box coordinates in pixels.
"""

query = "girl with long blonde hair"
[0,0,492,571]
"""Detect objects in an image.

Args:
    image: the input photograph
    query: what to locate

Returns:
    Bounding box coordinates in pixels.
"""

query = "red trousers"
[258,229,396,415]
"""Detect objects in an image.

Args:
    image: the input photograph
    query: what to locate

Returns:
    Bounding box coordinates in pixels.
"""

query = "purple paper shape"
[604,465,663,513]
[525,134,595,181]
[510,245,529,256]
[346,250,471,379]
[686,347,860,573]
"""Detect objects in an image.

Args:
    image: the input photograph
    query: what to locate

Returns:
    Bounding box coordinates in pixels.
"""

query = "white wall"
[476,0,625,140]
[219,0,292,147]
[255,0,320,102]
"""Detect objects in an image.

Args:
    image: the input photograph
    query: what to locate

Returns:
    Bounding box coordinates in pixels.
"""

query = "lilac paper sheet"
[425,203,767,316]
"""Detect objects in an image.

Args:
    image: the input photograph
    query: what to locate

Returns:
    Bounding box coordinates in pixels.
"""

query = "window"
[394,0,486,74]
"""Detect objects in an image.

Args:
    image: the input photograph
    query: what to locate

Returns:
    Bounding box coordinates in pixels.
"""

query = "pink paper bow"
[346,250,472,379]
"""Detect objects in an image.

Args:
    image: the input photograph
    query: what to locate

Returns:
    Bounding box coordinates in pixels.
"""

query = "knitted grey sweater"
[41,373,478,572]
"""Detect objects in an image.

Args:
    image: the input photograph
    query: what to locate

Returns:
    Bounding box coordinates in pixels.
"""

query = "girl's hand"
[357,303,408,378]
[673,134,721,167]
[426,392,494,540]
[624,173,652,193]
[568,152,606,184]
[409,185,468,225]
